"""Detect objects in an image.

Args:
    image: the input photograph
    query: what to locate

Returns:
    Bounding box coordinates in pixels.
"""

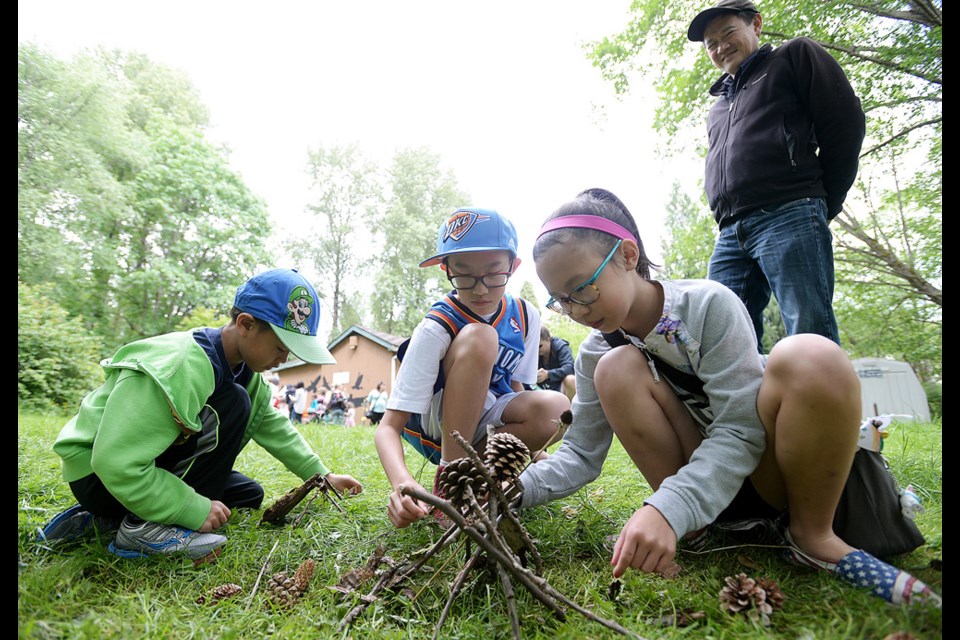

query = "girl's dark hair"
[533,188,657,279]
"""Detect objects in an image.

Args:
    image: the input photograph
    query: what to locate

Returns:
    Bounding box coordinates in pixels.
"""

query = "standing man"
[688,0,865,351]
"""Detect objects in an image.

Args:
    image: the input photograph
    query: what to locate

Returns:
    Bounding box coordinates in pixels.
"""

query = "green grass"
[19,410,942,639]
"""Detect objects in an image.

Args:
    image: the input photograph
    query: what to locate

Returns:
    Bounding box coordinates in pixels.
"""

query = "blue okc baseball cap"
[419,208,519,267]
[233,269,336,365]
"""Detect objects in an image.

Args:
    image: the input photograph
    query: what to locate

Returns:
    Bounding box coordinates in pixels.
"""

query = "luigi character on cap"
[39,269,362,564]
[374,208,570,529]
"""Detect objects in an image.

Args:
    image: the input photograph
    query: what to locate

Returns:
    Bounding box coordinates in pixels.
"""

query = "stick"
[497,563,521,640]
[433,547,484,640]
[245,538,280,609]
[338,526,462,633]
[338,566,400,631]
[291,488,322,529]
[450,430,544,574]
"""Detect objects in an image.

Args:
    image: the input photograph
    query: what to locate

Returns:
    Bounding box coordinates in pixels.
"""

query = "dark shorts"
[714,476,782,525]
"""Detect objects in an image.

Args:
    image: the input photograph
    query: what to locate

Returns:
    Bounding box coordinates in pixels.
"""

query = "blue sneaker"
[108,516,227,565]
[37,504,120,543]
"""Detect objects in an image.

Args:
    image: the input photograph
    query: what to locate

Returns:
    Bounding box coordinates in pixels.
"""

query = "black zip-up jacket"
[704,38,865,228]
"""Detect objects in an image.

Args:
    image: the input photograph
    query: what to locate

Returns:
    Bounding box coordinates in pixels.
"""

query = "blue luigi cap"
[233,269,336,365]
[419,208,519,268]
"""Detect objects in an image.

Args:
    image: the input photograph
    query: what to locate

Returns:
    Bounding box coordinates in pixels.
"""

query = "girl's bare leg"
[753,334,861,562]
[593,346,703,490]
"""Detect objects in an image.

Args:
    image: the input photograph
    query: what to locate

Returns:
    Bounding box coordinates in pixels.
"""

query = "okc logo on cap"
[443,211,490,243]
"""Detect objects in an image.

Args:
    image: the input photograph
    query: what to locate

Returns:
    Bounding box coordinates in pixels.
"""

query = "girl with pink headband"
[516,187,939,607]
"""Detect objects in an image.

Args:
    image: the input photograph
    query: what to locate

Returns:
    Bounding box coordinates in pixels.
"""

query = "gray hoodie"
[519,279,767,539]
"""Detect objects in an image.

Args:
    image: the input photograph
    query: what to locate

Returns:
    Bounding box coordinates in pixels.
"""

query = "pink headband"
[537,215,637,242]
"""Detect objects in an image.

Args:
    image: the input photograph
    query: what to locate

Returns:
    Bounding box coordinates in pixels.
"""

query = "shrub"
[18,281,103,410]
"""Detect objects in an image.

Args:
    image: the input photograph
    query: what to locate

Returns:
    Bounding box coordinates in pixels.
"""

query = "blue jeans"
[708,197,839,352]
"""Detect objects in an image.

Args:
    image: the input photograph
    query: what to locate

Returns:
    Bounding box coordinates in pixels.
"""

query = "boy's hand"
[611,505,677,578]
[387,481,429,528]
[200,500,231,532]
[325,473,363,495]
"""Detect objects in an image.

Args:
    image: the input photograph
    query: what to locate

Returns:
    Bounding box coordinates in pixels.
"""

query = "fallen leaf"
[645,609,706,627]
[737,554,762,570]
[657,562,682,579]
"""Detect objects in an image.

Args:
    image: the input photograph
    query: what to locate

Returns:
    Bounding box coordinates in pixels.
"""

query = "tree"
[519,281,541,311]
[18,45,271,350]
[659,182,716,280]
[299,143,382,337]
[370,148,468,336]
[588,1,941,370]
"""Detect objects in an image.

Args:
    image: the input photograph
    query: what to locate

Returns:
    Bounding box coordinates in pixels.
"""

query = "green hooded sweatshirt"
[53,330,330,530]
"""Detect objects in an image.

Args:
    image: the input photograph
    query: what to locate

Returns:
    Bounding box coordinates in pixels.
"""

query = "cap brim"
[269,324,337,365]
[688,8,735,41]
[419,247,517,268]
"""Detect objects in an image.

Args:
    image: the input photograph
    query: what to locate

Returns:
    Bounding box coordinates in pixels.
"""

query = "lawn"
[18,409,942,639]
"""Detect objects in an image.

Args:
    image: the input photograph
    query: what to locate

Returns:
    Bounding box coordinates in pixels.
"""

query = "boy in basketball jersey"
[374,208,569,528]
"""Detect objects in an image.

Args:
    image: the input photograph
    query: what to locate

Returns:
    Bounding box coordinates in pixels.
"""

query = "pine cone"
[267,571,299,608]
[485,432,530,484]
[196,583,243,605]
[268,559,316,608]
[719,573,774,626]
[755,577,785,610]
[438,457,488,512]
[293,558,316,593]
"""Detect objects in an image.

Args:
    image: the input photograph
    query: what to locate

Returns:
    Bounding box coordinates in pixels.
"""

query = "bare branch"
[833,211,942,306]
[763,31,941,84]
[837,1,942,27]
[860,117,943,158]
[864,94,942,112]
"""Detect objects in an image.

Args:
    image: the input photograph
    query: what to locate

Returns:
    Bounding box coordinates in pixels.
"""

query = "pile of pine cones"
[719,573,785,626]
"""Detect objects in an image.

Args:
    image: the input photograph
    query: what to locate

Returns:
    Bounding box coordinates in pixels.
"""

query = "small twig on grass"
[245,538,280,610]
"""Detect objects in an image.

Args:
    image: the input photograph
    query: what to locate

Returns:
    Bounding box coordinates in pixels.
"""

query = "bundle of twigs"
[336,413,646,640]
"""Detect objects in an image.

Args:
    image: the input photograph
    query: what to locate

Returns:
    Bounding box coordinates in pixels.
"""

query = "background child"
[344,401,356,427]
[519,188,939,607]
[375,208,569,528]
[536,326,576,400]
[40,269,363,563]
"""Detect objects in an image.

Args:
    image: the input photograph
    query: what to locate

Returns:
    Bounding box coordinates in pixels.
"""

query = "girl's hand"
[325,473,363,495]
[387,481,429,528]
[611,505,677,578]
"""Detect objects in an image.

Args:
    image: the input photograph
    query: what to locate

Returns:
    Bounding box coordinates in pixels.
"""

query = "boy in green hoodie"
[39,269,362,564]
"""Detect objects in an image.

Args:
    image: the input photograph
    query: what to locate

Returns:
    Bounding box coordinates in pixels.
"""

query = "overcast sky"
[19,0,705,311]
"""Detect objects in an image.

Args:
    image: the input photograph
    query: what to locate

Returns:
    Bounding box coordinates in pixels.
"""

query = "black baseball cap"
[688,0,759,42]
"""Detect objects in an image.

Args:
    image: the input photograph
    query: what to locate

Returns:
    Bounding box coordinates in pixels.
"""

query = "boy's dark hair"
[533,188,657,279]
[229,306,270,330]
[540,326,552,341]
[296,382,305,389]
